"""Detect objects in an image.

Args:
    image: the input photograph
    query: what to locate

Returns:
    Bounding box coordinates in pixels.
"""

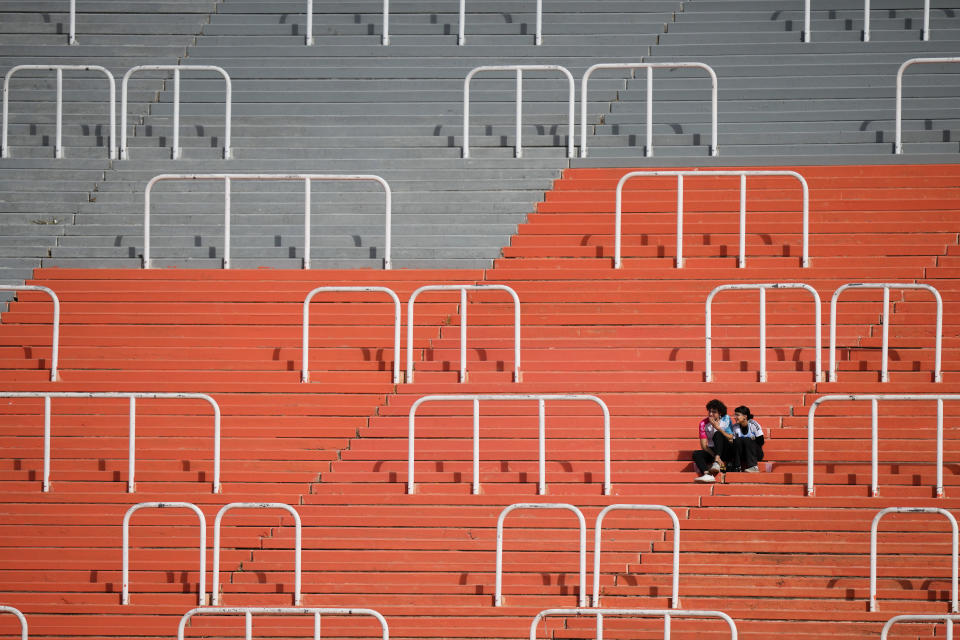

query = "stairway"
[0,163,959,640]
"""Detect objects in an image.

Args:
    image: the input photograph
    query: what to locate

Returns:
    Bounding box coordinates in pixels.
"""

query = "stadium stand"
[1,1,959,640]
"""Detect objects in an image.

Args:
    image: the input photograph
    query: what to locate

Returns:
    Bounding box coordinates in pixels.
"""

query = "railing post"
[538,397,546,494]
[172,67,181,160]
[803,0,811,41]
[871,397,879,496]
[938,398,945,496]
[1,70,10,158]
[758,286,767,382]
[382,0,390,45]
[645,66,653,157]
[472,397,480,495]
[458,0,466,45]
[881,286,890,382]
[303,177,311,268]
[515,68,523,158]
[305,0,313,44]
[675,174,684,268]
[69,0,77,44]
[55,68,63,158]
[738,174,747,268]
[222,176,231,269]
[923,0,930,39]
[43,396,51,492]
[127,396,136,493]
[459,287,468,382]
[864,0,872,40]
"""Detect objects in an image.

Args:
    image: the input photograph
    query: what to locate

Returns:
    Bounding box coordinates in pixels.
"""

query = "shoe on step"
[745,465,759,473]
[709,462,722,475]
[694,473,716,484]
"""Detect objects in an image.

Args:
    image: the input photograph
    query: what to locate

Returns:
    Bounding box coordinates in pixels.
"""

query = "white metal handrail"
[121,65,232,160]
[0,285,60,382]
[896,58,960,153]
[865,0,930,41]
[592,505,680,608]
[68,0,77,44]
[580,62,718,159]
[463,65,575,159]
[705,283,822,383]
[829,283,942,383]
[406,284,520,383]
[307,0,390,45]
[496,503,586,607]
[302,286,401,384]
[212,503,302,606]
[806,394,960,497]
[0,606,27,640]
[803,0,930,42]
[530,608,737,640]
[614,170,810,269]
[2,65,116,159]
[178,607,389,640]
[0,392,221,493]
[882,614,960,640]
[458,0,543,45]
[143,173,392,270]
[406,394,610,495]
[122,502,207,606]
[870,507,957,612]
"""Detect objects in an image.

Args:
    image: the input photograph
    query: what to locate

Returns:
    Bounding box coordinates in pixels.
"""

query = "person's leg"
[712,431,736,470]
[741,439,762,470]
[692,449,712,474]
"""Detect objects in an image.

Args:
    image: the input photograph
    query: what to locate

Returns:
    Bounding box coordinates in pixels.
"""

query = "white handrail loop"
[406,284,520,384]
[496,503,587,607]
[806,394,960,497]
[0,606,27,640]
[705,283,822,383]
[212,503,302,606]
[829,283,942,383]
[457,0,542,45]
[407,394,610,495]
[2,65,116,159]
[122,502,207,606]
[0,285,60,381]
[870,507,958,613]
[592,505,680,608]
[614,170,809,269]
[121,65,232,160]
[307,0,390,45]
[882,614,960,640]
[302,286,401,384]
[0,392,221,493]
[463,65,575,159]
[530,608,738,640]
[178,607,389,640]
[581,62,718,158]
[896,58,960,153]
[143,173,392,270]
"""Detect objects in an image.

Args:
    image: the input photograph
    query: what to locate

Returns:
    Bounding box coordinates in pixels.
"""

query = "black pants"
[692,431,736,473]
[734,437,763,470]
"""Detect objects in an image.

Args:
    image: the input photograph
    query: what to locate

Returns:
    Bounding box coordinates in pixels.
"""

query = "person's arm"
[712,416,734,441]
[699,436,715,455]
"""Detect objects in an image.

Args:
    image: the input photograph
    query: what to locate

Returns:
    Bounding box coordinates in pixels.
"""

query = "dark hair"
[734,405,753,420]
[706,399,727,415]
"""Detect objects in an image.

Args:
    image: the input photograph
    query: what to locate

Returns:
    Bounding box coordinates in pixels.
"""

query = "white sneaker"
[709,462,722,475]
[694,473,716,483]
[745,465,759,473]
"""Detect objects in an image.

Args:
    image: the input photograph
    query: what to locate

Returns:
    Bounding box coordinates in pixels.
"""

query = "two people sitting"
[693,398,765,484]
